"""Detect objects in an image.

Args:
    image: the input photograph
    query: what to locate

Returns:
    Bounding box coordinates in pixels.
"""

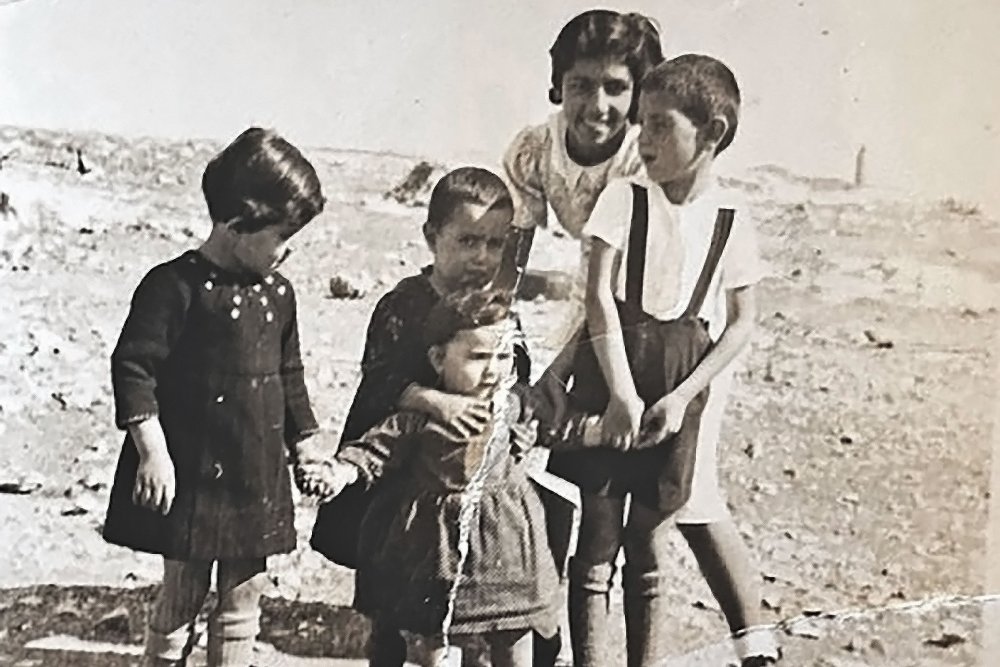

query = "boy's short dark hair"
[548,10,665,122]
[424,167,513,243]
[642,54,741,155]
[424,288,514,349]
[201,127,326,235]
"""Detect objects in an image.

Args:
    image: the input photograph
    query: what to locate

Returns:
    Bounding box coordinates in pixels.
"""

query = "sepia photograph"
[1,1,998,665]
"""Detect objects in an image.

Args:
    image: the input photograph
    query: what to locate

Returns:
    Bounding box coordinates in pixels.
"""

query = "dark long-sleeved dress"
[337,399,560,638]
[310,268,530,568]
[103,250,318,560]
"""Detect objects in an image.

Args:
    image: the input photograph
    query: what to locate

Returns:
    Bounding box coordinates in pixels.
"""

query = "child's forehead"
[440,201,512,235]
[639,89,682,110]
[565,56,632,79]
[638,91,692,121]
[451,320,517,349]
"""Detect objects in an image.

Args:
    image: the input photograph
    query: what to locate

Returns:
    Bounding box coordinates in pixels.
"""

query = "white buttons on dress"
[230,308,240,319]
[252,284,262,293]
[260,296,269,306]
[216,394,225,403]
[204,280,214,291]
[264,275,274,285]
[277,285,287,296]
[233,295,242,305]
[266,311,274,323]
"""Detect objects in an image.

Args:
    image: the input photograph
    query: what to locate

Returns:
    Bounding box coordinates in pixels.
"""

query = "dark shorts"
[549,300,712,515]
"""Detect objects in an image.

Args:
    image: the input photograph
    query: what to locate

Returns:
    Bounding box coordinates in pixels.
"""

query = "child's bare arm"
[399,385,491,441]
[127,418,175,515]
[586,238,644,448]
[676,284,756,401]
[112,264,191,515]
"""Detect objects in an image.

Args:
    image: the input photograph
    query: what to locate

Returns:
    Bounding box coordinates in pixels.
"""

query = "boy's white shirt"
[582,174,765,342]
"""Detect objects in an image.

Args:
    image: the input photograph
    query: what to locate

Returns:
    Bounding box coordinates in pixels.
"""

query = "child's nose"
[473,242,491,263]
[482,356,501,382]
[593,87,611,115]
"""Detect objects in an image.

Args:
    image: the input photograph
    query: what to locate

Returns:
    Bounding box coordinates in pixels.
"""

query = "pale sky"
[2,0,998,211]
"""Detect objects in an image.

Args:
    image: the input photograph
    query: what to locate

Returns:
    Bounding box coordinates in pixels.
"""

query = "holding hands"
[637,391,691,449]
[601,391,645,450]
[292,436,359,501]
[596,390,692,451]
[294,459,359,501]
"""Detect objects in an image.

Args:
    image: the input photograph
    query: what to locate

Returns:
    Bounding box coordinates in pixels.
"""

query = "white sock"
[732,625,780,660]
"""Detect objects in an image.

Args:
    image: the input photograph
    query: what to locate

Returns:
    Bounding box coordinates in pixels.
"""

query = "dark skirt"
[549,300,713,515]
[103,434,296,560]
[351,473,560,638]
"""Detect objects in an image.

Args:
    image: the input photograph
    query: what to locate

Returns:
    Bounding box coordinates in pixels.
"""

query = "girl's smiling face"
[561,56,634,159]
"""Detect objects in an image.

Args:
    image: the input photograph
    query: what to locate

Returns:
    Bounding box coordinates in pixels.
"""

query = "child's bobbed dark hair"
[548,9,665,122]
[201,127,326,235]
[424,166,513,244]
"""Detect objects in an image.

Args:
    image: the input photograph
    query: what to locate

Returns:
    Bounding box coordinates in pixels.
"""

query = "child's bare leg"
[622,501,675,667]
[678,519,779,664]
[416,634,462,667]
[487,630,533,667]
[143,559,212,666]
[677,519,760,631]
[208,558,267,667]
[568,493,626,667]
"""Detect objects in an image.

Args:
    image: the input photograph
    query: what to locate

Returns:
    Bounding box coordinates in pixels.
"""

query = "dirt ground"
[1,126,997,665]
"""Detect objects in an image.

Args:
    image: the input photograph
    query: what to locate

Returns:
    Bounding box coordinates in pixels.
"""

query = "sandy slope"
[1,127,997,665]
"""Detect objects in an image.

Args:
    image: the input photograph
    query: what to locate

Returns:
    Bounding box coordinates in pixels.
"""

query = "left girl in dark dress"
[102,127,329,667]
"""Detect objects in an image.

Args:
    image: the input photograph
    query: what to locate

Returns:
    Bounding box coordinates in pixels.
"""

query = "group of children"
[102,9,781,667]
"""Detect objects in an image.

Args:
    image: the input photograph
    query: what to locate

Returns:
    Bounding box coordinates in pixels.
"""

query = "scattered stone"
[93,605,131,637]
[924,632,965,649]
[862,329,894,349]
[383,160,447,207]
[328,274,366,300]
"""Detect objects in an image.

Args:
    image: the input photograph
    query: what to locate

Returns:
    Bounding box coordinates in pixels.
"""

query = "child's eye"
[487,239,505,251]
[605,81,629,96]
[461,237,478,248]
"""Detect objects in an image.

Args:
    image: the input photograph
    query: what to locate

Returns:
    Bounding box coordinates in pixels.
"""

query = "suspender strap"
[684,208,734,318]
[624,184,649,307]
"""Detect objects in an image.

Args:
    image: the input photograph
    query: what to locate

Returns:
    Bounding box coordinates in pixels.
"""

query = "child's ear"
[422,223,436,250]
[427,345,445,375]
[702,115,729,151]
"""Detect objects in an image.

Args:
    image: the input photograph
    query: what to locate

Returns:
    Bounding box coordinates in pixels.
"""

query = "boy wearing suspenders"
[549,55,781,667]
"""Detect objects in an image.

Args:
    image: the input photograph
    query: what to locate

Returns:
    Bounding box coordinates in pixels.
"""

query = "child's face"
[431,321,516,398]
[228,224,294,277]
[636,91,711,184]
[561,57,634,152]
[430,203,511,290]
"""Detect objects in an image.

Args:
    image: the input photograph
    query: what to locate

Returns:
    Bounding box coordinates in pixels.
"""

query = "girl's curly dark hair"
[548,10,665,122]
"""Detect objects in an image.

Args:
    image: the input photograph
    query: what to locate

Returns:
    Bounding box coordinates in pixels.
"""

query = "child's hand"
[293,460,327,497]
[602,392,645,450]
[638,392,691,448]
[317,461,360,502]
[295,460,359,501]
[426,391,492,442]
[133,450,176,515]
[510,420,539,458]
